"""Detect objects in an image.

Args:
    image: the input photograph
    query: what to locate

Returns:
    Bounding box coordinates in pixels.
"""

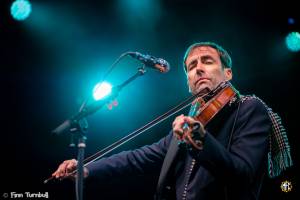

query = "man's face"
[185,46,232,95]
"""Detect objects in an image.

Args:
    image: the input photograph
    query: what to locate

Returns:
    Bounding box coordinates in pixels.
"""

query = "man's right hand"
[51,159,89,180]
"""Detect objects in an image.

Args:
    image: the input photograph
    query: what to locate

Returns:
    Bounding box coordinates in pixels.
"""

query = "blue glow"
[11,0,32,21]
[117,0,161,27]
[285,32,300,52]
[287,18,295,25]
[93,82,112,101]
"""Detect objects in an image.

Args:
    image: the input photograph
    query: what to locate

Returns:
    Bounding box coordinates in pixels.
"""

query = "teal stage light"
[285,32,300,52]
[11,0,32,21]
[93,82,112,101]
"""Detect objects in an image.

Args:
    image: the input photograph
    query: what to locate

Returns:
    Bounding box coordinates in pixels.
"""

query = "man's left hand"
[172,115,206,150]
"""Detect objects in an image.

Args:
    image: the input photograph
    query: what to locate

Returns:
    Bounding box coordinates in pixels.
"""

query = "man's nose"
[196,63,205,74]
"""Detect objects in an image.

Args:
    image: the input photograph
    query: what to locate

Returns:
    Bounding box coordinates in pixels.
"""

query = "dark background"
[0,0,299,199]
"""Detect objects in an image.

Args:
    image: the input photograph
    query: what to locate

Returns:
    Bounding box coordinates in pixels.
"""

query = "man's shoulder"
[236,94,271,115]
[239,94,269,107]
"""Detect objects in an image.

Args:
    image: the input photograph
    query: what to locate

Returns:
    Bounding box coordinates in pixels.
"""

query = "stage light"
[285,32,300,52]
[11,0,32,21]
[93,82,112,101]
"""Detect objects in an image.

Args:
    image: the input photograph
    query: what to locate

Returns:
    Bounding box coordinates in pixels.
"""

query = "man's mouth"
[195,78,209,86]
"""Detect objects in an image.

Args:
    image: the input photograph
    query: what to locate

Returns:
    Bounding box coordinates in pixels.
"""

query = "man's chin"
[193,87,211,95]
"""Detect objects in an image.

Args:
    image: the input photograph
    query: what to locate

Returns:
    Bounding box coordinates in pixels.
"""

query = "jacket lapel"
[156,136,180,197]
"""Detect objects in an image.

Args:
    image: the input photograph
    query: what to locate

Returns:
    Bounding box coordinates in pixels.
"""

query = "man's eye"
[204,60,213,64]
[188,64,196,71]
[187,61,197,71]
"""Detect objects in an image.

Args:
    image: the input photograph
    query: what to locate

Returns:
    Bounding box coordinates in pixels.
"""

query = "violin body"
[194,82,238,127]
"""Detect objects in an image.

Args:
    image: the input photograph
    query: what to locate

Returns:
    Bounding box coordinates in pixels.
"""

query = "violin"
[179,81,238,150]
[192,81,238,126]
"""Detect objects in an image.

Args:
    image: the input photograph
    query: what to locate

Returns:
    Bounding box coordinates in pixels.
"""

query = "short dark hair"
[183,42,232,73]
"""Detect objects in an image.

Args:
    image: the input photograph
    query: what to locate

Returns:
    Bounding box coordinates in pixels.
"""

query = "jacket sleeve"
[194,98,271,183]
[86,132,172,181]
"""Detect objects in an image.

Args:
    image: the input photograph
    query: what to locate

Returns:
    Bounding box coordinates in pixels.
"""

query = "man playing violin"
[52,42,291,200]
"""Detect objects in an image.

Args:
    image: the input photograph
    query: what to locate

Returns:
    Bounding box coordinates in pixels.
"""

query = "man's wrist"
[189,122,206,150]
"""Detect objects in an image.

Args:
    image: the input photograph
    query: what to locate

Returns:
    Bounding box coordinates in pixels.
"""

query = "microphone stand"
[49,67,146,200]
[70,118,88,200]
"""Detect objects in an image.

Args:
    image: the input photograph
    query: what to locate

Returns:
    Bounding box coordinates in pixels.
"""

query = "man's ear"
[224,68,232,81]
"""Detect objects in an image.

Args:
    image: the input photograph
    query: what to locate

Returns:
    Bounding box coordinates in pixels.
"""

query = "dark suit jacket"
[86,97,271,200]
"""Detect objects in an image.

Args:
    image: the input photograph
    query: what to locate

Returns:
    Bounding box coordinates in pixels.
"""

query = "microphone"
[128,52,170,73]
